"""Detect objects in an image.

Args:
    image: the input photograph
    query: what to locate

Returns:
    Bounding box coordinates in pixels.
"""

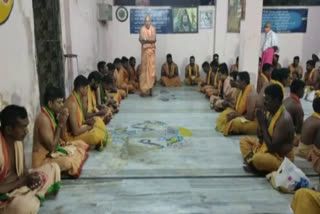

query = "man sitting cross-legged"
[240,84,295,173]
[198,61,216,93]
[0,105,61,214]
[33,86,89,178]
[160,54,181,87]
[128,57,139,90]
[210,71,239,112]
[83,71,113,124]
[289,56,303,81]
[64,75,107,151]
[284,80,305,147]
[295,97,320,174]
[184,56,202,86]
[216,72,258,136]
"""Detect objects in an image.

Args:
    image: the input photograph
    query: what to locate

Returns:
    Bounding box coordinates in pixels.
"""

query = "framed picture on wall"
[227,0,241,33]
[172,7,198,33]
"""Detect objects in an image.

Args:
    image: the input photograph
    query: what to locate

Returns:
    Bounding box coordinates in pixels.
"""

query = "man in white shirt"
[261,22,278,70]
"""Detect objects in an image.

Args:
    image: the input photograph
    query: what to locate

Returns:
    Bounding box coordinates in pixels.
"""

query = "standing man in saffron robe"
[261,22,278,70]
[139,15,156,97]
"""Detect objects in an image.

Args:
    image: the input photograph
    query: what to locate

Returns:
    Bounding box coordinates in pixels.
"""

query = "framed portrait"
[199,10,213,29]
[172,7,198,33]
[227,0,241,33]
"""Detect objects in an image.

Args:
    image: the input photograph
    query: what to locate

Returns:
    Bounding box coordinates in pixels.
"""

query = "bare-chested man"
[284,80,305,146]
[216,72,258,136]
[257,63,273,95]
[184,56,202,85]
[0,105,61,213]
[83,71,113,124]
[296,98,320,172]
[240,84,295,173]
[64,75,107,150]
[33,86,89,178]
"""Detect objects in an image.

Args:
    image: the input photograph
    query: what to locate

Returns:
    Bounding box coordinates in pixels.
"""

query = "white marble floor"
[40,86,318,214]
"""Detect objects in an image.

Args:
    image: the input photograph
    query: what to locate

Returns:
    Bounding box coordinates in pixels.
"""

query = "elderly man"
[139,15,156,97]
[261,22,278,69]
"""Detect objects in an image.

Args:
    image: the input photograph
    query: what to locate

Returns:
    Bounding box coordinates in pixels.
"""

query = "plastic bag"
[266,157,311,193]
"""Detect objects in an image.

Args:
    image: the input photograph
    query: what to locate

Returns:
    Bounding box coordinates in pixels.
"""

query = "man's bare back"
[301,116,320,145]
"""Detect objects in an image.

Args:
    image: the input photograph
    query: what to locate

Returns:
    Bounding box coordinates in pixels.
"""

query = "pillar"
[238,0,263,89]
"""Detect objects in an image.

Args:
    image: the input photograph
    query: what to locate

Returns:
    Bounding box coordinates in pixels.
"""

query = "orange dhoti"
[161,76,181,87]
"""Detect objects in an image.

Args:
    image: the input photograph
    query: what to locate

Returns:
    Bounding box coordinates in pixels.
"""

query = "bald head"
[144,15,151,28]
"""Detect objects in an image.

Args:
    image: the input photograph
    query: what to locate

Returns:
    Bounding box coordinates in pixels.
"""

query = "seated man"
[83,71,113,124]
[305,61,320,101]
[296,98,320,172]
[107,63,122,104]
[97,61,108,76]
[184,56,202,85]
[240,84,295,173]
[129,57,139,90]
[198,61,215,93]
[284,80,305,147]
[272,54,282,69]
[160,54,181,87]
[210,70,239,112]
[121,57,137,93]
[211,53,219,65]
[64,75,107,151]
[33,86,89,178]
[0,105,61,213]
[113,58,128,98]
[230,57,239,73]
[271,68,290,99]
[304,60,316,86]
[216,72,258,136]
[291,188,320,214]
[203,61,222,96]
[289,56,303,81]
[257,63,273,95]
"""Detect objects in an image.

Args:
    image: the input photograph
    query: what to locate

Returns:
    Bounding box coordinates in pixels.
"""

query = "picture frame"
[172,7,198,33]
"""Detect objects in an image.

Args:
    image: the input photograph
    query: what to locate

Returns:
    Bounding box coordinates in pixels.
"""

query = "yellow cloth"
[291,189,320,214]
[213,71,219,88]
[315,90,320,99]
[271,79,285,100]
[295,141,313,159]
[206,68,213,85]
[185,64,202,85]
[0,163,61,214]
[235,84,253,115]
[223,117,258,136]
[312,112,320,119]
[32,139,89,178]
[216,85,254,132]
[88,87,99,113]
[307,145,320,174]
[161,76,181,87]
[161,63,181,87]
[239,105,294,172]
[139,25,156,94]
[66,118,107,150]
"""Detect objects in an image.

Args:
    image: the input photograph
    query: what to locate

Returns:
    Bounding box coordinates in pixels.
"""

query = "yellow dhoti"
[216,108,234,132]
[0,163,61,214]
[161,76,181,87]
[184,77,203,86]
[291,188,320,214]
[307,145,320,174]
[32,140,89,178]
[295,141,313,159]
[66,118,108,151]
[240,137,294,172]
[223,117,258,136]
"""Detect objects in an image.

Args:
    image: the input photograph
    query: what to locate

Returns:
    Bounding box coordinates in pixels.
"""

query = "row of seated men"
[159,52,318,91]
[0,56,146,213]
[196,55,320,213]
